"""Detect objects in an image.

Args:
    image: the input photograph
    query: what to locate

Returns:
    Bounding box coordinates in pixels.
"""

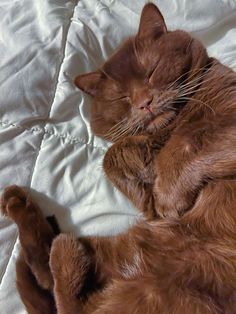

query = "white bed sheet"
[0,0,235,313]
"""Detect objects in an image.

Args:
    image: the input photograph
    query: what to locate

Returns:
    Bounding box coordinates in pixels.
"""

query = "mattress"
[0,0,235,313]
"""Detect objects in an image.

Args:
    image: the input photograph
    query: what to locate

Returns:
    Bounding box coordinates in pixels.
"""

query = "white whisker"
[178,96,216,115]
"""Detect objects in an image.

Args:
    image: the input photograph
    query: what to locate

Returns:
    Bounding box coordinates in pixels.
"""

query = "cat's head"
[75,3,210,141]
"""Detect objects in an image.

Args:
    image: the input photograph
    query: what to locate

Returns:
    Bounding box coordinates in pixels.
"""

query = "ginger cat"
[1,3,236,313]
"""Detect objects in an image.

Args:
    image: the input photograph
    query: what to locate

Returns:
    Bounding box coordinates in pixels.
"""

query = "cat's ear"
[138,3,167,39]
[189,39,209,76]
[183,38,209,86]
[74,71,103,96]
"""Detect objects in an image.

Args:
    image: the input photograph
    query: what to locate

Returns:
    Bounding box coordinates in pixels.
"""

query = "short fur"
[1,3,236,313]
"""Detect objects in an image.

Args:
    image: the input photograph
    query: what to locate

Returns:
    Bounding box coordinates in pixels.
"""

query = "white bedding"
[0,0,235,313]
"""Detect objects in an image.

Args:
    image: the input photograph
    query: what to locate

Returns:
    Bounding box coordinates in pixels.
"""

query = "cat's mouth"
[144,94,177,126]
[143,94,182,132]
[128,97,179,136]
[145,109,177,132]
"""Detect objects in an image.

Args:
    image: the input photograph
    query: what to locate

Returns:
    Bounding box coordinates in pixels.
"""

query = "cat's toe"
[1,185,27,218]
[155,191,190,219]
[50,234,91,295]
[156,204,179,218]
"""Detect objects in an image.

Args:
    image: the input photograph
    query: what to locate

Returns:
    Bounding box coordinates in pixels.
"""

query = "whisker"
[179,73,212,90]
[178,96,216,115]
[132,124,142,136]
[178,73,229,97]
[110,118,142,142]
[178,72,227,97]
[167,65,221,90]
[178,88,209,97]
[109,122,133,141]
[169,66,227,97]
[179,68,227,91]
[105,118,128,134]
[167,66,207,89]
[105,118,128,138]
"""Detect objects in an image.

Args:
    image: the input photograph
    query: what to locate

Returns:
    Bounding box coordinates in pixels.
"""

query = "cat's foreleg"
[154,127,236,218]
[154,150,204,218]
[103,135,161,219]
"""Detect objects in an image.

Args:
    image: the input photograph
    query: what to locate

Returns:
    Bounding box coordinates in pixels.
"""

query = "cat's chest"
[158,122,211,159]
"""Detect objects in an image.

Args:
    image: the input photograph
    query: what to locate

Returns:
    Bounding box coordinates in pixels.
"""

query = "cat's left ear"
[189,39,209,73]
[138,3,167,39]
[74,71,103,96]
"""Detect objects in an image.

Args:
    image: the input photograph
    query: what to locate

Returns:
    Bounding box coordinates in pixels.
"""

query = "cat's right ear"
[138,3,167,39]
[74,71,103,96]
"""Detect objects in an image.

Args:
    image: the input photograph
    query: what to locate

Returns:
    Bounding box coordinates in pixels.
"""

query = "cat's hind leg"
[1,185,55,291]
[16,251,56,314]
[83,279,223,314]
[49,234,93,314]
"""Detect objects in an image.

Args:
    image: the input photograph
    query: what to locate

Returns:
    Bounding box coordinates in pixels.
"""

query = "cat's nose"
[136,95,153,111]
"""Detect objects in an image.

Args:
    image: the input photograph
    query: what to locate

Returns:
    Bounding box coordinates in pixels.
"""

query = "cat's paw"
[50,234,91,296]
[103,135,156,183]
[1,185,27,219]
[155,183,191,218]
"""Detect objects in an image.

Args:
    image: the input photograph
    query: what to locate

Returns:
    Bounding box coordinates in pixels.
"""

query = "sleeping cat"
[1,3,236,313]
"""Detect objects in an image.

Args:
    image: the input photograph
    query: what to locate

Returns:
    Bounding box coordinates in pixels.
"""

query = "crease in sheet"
[29,1,79,189]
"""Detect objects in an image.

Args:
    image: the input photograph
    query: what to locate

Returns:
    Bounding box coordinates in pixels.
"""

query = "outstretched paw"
[1,185,27,220]
[50,234,91,296]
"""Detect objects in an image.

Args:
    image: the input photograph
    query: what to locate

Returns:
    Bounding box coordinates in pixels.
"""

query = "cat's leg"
[153,123,236,218]
[103,135,161,219]
[52,245,221,314]
[82,279,162,314]
[49,222,153,314]
[49,234,92,314]
[16,251,56,314]
[50,229,228,314]
[1,185,56,291]
[82,280,222,314]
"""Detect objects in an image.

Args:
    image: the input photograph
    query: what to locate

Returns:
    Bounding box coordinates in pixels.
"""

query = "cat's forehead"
[102,31,192,81]
[103,38,145,81]
[105,38,135,65]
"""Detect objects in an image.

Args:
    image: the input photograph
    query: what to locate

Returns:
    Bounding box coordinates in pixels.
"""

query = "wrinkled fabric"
[0,0,236,312]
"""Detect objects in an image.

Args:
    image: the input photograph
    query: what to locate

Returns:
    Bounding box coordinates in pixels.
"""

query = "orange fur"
[1,3,236,313]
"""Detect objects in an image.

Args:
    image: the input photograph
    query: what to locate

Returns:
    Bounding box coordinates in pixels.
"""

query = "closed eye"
[147,61,160,81]
[148,67,157,81]
[111,96,130,102]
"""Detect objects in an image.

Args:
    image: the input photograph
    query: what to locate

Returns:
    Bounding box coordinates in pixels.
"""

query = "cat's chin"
[146,111,176,133]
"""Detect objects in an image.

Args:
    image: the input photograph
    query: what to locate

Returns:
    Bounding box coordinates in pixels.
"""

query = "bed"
[0,0,236,313]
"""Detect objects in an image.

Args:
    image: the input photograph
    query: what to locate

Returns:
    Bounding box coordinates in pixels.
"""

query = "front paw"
[154,181,192,218]
[50,234,91,296]
[103,135,156,183]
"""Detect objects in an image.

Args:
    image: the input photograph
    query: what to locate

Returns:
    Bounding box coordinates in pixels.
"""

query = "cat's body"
[1,3,236,313]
